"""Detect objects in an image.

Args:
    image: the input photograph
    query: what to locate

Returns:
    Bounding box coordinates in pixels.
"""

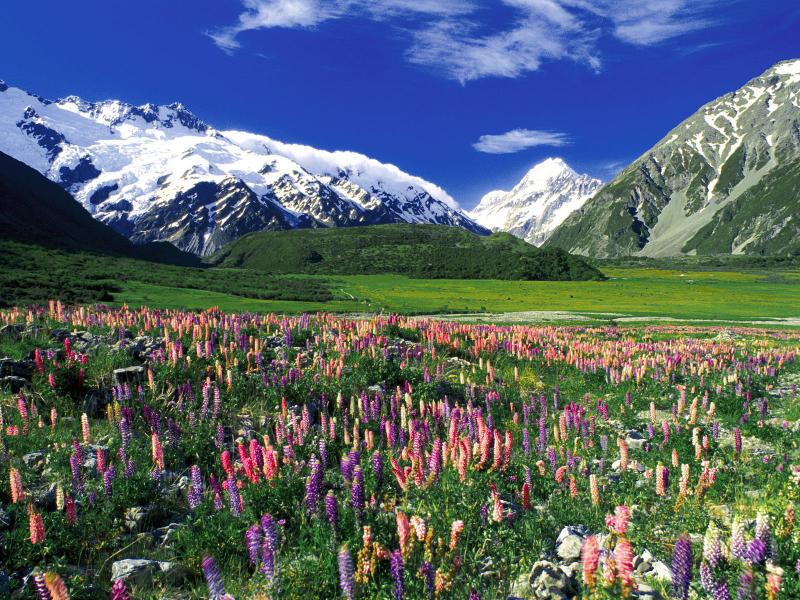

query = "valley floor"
[115,267,800,325]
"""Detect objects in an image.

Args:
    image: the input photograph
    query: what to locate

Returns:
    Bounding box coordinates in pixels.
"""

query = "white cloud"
[473,129,570,154]
[211,0,728,80]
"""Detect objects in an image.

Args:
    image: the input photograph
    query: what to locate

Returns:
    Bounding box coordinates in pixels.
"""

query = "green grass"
[113,266,800,322]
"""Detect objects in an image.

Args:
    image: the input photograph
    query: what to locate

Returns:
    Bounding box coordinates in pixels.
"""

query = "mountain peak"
[469,159,602,245]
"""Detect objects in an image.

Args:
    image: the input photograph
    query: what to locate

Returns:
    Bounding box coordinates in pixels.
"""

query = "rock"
[83,389,112,417]
[152,523,182,548]
[529,560,571,599]
[633,583,663,599]
[625,430,647,450]
[0,324,24,339]
[555,526,588,564]
[124,505,169,532]
[113,366,145,386]
[0,505,12,530]
[649,560,672,581]
[33,483,58,510]
[0,375,29,392]
[23,451,46,472]
[0,358,33,380]
[110,559,177,586]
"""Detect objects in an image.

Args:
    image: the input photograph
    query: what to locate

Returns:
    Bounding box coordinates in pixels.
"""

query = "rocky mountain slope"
[0,81,485,255]
[469,158,602,246]
[547,59,800,257]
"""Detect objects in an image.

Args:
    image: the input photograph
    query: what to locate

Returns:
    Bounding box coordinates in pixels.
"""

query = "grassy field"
[113,266,800,322]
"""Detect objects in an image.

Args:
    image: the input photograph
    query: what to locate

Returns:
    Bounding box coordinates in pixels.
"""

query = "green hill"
[209,223,604,281]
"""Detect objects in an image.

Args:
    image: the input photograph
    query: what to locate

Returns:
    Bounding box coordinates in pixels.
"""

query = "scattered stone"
[529,560,571,599]
[0,505,12,531]
[113,366,145,386]
[555,526,588,564]
[625,430,647,450]
[22,451,46,472]
[110,559,177,586]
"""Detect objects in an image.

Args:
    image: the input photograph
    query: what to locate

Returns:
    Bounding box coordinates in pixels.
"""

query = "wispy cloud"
[210,0,730,80]
[473,129,570,154]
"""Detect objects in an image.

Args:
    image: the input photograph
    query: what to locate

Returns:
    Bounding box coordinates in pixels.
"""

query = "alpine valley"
[546,59,800,257]
[0,80,485,256]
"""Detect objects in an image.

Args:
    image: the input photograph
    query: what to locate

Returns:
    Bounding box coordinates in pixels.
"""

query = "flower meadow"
[1,302,800,599]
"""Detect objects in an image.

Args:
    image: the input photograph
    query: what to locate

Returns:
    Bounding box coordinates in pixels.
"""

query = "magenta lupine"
[390,549,404,600]
[733,428,742,456]
[672,534,693,600]
[338,546,355,600]
[201,556,227,599]
[111,579,131,600]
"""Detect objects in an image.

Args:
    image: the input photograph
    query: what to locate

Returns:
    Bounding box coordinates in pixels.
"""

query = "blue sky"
[1,0,798,208]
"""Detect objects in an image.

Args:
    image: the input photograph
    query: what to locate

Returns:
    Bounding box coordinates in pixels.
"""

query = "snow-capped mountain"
[548,59,800,257]
[0,81,485,255]
[469,158,602,246]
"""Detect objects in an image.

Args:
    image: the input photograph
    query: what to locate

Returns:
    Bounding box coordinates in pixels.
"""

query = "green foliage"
[209,224,605,281]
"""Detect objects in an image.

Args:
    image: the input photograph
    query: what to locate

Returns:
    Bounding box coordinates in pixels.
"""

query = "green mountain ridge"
[209,223,604,281]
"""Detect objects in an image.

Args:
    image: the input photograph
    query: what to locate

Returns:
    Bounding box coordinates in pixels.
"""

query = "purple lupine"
[262,542,276,581]
[672,534,692,600]
[731,519,746,559]
[305,457,323,514]
[745,538,766,564]
[33,574,52,600]
[469,591,481,600]
[325,490,339,529]
[103,465,116,498]
[111,579,131,600]
[246,524,262,565]
[419,561,435,596]
[202,556,227,599]
[372,452,384,488]
[70,452,84,495]
[226,475,242,516]
[390,549,404,600]
[712,579,730,600]
[338,547,355,600]
[125,457,135,478]
[319,438,328,467]
[262,513,279,551]
[119,417,131,451]
[215,422,225,448]
[737,568,755,600]
[351,466,365,521]
[522,428,530,455]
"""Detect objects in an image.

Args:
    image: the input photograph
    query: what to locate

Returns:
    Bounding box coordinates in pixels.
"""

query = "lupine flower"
[201,556,227,599]
[246,524,262,565]
[34,574,53,600]
[589,474,599,506]
[616,536,635,591]
[10,467,24,503]
[581,535,599,590]
[351,466,365,521]
[111,579,131,600]
[390,549,404,600]
[672,534,692,600]
[338,546,356,600]
[733,428,742,456]
[43,573,70,600]
[29,505,45,544]
[325,490,339,529]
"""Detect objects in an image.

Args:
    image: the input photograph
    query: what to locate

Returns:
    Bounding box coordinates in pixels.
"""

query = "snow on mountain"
[0,80,485,255]
[547,58,800,257]
[469,158,602,246]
